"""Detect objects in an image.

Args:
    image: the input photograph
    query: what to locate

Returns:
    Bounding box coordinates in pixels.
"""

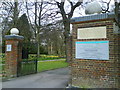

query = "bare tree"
[1,1,23,34]
[25,1,43,58]
[25,1,58,57]
[13,0,19,27]
[54,0,83,62]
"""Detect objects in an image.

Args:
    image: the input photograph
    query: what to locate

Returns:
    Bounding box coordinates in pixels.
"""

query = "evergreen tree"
[17,14,32,43]
[17,14,32,59]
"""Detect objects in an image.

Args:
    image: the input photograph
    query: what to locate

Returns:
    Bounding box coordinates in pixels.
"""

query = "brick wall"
[71,20,120,88]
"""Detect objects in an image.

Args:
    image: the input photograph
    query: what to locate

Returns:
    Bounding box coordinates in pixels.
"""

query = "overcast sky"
[0,0,118,26]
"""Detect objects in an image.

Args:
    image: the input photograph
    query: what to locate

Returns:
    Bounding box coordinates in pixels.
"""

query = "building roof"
[71,12,115,23]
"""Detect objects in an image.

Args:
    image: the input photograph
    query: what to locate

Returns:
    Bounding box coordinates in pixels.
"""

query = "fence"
[17,59,37,77]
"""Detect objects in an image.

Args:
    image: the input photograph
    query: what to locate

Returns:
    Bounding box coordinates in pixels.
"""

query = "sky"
[0,0,117,18]
[0,0,118,26]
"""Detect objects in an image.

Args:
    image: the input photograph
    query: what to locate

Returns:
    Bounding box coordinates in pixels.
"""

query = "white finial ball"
[10,28,19,35]
[85,1,102,14]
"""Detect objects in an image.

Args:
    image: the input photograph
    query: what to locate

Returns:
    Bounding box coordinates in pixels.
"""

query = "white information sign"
[6,45,12,51]
[76,41,109,60]
[77,26,106,39]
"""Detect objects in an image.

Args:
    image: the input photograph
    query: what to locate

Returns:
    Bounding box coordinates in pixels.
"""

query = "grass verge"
[37,60,68,72]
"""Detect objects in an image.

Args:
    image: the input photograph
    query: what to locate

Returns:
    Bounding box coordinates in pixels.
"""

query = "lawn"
[37,60,68,72]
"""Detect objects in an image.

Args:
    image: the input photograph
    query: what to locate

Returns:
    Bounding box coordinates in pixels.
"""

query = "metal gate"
[17,59,37,77]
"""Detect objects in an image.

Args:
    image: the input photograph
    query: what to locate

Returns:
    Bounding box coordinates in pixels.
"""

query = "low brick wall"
[70,20,120,88]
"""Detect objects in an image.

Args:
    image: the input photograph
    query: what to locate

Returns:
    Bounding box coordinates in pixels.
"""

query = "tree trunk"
[56,1,82,62]
[50,43,53,55]
[63,20,72,62]
[13,1,18,27]
[37,33,40,58]
[65,36,72,62]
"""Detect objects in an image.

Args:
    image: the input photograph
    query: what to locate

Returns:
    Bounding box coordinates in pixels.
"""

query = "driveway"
[2,67,70,88]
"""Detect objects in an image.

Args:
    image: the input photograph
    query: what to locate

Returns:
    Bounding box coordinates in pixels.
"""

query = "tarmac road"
[2,67,70,88]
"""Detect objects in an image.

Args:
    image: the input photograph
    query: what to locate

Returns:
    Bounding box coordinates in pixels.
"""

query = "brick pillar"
[5,34,24,78]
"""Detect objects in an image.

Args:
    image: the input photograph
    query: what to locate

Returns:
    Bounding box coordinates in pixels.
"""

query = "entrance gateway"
[70,12,120,88]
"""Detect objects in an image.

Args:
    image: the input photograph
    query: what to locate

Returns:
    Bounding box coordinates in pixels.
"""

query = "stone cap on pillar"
[5,28,24,40]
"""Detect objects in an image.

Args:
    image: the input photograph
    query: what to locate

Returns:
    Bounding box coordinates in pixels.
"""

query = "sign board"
[77,26,106,39]
[76,41,109,60]
[6,45,12,51]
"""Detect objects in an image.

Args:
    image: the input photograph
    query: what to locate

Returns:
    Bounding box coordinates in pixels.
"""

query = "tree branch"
[68,1,82,19]
[56,1,67,20]
[25,2,35,31]
[101,0,112,13]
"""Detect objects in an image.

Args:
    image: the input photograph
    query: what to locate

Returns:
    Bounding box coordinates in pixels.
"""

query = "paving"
[2,67,70,88]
